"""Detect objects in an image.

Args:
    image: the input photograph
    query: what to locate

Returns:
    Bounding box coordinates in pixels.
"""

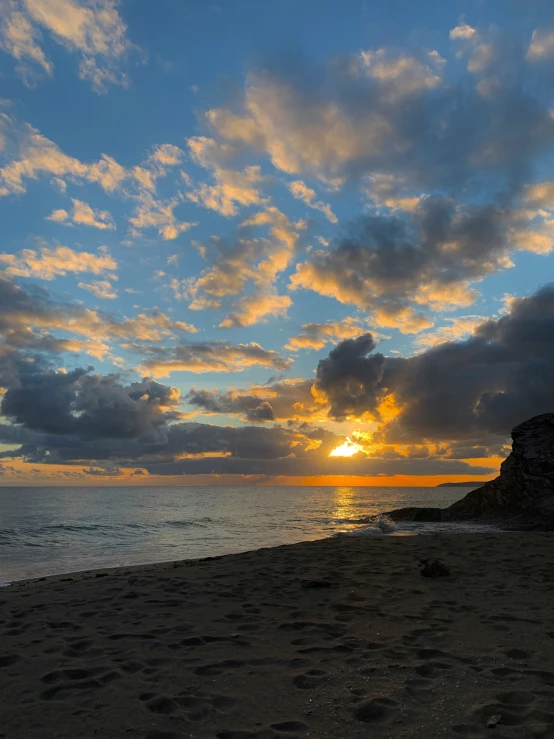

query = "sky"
[0,0,554,486]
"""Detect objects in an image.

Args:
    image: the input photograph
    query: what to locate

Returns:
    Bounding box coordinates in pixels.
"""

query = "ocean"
[0,485,499,584]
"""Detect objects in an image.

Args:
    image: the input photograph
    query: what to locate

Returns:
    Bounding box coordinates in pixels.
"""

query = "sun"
[329,437,364,457]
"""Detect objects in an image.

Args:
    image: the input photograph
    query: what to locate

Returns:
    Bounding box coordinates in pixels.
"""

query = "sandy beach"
[2,533,554,739]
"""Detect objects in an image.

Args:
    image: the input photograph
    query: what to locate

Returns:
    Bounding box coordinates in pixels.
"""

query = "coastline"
[2,532,554,738]
[1,515,506,587]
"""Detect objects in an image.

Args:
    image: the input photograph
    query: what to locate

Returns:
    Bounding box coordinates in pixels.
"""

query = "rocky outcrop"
[386,413,554,530]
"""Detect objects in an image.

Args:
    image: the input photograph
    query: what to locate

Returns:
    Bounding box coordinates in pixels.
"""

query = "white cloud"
[46,198,115,229]
[78,279,118,299]
[185,207,303,327]
[527,28,554,61]
[0,0,138,92]
[206,73,390,179]
[46,207,69,223]
[128,191,196,240]
[0,114,189,240]
[0,0,53,85]
[450,23,476,40]
[287,180,337,223]
[359,49,443,98]
[0,244,117,280]
[414,316,487,348]
[186,136,270,216]
[285,317,369,350]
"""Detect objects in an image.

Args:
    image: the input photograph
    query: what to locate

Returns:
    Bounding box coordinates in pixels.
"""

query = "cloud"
[414,315,487,348]
[204,37,554,193]
[527,27,554,61]
[46,198,115,229]
[0,0,53,83]
[78,279,118,300]
[0,399,493,477]
[450,23,477,41]
[186,377,320,423]
[314,334,385,420]
[144,454,493,478]
[205,70,390,180]
[313,284,554,446]
[105,309,197,342]
[0,114,187,240]
[287,180,337,222]
[522,181,554,208]
[0,244,117,280]
[128,191,196,240]
[185,206,303,327]
[0,115,134,197]
[132,339,292,377]
[186,137,271,216]
[359,49,443,99]
[0,274,197,376]
[218,292,292,329]
[1,369,180,438]
[0,0,138,92]
[0,272,506,477]
[290,197,551,331]
[285,317,369,351]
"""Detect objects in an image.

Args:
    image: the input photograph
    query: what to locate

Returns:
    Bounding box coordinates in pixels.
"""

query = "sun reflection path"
[329,438,364,457]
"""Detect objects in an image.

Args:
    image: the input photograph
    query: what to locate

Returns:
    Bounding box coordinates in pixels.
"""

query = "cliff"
[386,414,554,530]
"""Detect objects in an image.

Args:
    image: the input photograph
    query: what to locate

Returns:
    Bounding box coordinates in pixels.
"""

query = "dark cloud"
[185,388,277,422]
[245,401,275,422]
[0,401,493,477]
[128,339,292,376]
[145,456,494,477]
[291,196,542,330]
[0,272,551,480]
[1,369,180,440]
[314,284,554,444]
[314,334,384,420]
[83,465,123,477]
[185,378,318,422]
[208,32,554,194]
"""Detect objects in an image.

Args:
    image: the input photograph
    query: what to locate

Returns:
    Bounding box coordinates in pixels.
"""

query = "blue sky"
[0,0,553,485]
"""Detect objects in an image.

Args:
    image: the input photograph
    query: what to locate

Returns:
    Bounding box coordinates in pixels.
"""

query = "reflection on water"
[0,485,479,582]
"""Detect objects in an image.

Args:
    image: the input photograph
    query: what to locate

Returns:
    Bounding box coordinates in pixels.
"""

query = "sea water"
[0,485,499,583]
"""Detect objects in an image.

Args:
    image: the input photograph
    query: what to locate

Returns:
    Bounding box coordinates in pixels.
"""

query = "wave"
[0,518,210,546]
[334,514,396,537]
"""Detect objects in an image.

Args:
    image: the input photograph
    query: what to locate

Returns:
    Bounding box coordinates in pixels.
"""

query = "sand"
[2,533,554,739]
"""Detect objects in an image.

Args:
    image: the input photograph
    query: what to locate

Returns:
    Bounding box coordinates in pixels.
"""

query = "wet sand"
[2,533,554,739]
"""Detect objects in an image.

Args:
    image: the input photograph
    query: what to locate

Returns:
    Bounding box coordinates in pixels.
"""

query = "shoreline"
[1,519,509,587]
[2,532,554,738]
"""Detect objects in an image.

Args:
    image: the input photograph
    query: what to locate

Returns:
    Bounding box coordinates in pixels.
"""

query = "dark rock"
[418,559,450,578]
[385,507,444,522]
[386,413,554,531]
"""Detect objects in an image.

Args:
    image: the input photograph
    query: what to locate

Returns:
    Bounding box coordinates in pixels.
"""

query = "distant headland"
[436,481,491,487]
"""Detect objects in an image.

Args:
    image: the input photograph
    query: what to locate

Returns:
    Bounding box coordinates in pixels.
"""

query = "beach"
[2,532,554,739]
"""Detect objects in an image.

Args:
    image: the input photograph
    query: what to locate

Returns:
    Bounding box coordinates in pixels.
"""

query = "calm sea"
[0,485,498,583]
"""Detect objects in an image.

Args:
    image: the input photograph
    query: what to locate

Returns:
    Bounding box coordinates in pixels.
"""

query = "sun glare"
[329,438,364,457]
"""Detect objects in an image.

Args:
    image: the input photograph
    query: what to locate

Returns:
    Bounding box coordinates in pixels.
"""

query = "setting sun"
[329,438,364,457]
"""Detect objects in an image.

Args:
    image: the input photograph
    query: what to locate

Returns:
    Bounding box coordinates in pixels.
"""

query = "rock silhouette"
[386,413,554,530]
[418,559,450,578]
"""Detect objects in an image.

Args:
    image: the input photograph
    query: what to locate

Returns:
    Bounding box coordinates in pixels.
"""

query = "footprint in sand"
[353,696,398,723]
[270,720,308,732]
[451,723,486,736]
[0,654,20,667]
[292,668,327,689]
